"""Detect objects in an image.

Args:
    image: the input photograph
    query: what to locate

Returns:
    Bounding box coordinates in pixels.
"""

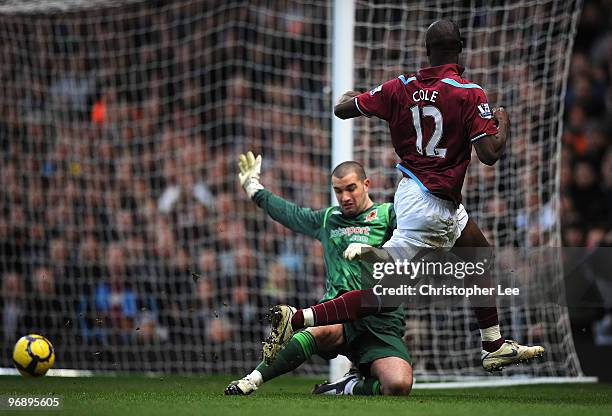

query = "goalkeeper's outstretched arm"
[238,151,325,239]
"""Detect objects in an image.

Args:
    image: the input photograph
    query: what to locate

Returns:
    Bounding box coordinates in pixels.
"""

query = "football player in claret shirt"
[264,20,544,376]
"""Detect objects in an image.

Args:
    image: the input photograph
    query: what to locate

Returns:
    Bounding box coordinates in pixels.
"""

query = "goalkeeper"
[224,152,412,396]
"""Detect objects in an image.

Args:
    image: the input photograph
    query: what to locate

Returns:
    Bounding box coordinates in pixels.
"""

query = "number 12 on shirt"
[410,105,446,158]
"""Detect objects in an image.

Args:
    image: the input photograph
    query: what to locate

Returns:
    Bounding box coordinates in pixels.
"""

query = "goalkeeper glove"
[343,243,372,261]
[238,151,264,199]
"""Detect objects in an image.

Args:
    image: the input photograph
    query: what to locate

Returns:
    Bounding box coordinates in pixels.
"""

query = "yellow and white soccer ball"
[12,334,55,377]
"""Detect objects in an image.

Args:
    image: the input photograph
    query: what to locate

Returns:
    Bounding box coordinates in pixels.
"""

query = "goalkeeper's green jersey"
[253,189,396,301]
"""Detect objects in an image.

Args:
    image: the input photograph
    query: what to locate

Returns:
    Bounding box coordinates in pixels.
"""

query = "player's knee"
[305,326,343,350]
[381,378,413,396]
[306,326,330,344]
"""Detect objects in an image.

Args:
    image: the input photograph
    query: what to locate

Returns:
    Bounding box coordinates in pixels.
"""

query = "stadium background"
[0,0,609,379]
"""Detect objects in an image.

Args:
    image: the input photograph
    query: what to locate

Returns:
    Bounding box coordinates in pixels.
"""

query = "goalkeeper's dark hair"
[331,161,367,181]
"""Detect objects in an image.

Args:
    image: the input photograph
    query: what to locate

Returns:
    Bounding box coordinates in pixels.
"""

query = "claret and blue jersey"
[355,63,498,203]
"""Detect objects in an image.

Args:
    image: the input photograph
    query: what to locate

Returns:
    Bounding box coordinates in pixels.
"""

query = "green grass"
[0,375,610,416]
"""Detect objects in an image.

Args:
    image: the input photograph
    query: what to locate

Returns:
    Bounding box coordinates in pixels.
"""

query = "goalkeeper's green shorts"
[318,313,412,376]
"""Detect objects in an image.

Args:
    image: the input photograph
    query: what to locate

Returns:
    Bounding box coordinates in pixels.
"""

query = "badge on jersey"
[364,209,378,222]
[477,103,492,119]
[370,84,382,96]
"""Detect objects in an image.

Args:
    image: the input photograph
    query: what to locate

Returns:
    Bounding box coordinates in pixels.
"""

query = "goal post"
[331,0,356,171]
[329,0,356,383]
[0,0,585,381]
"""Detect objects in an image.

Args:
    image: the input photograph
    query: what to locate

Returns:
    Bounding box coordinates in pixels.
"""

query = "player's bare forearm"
[334,90,362,119]
[337,90,360,105]
[474,107,509,166]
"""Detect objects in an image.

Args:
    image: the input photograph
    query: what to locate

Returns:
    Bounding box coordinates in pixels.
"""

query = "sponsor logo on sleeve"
[477,103,492,119]
[370,85,382,96]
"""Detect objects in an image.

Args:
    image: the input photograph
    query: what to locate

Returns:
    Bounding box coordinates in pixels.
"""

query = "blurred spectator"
[1,272,24,343]
[263,260,294,305]
[24,266,63,345]
[207,317,234,344]
[135,312,168,345]
[94,244,138,344]
[157,162,215,215]
[192,278,218,342]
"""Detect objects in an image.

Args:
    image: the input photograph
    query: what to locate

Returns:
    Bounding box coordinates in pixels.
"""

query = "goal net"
[0,0,583,378]
[352,0,583,378]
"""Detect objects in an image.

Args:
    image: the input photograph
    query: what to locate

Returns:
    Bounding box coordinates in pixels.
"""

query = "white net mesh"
[0,0,332,374]
[0,0,583,377]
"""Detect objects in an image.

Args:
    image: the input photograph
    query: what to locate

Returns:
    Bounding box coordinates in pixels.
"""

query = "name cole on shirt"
[412,89,439,103]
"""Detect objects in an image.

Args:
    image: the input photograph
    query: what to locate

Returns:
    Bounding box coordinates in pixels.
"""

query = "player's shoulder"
[323,206,342,218]
[397,73,418,86]
[381,202,395,219]
[376,201,394,211]
[365,202,394,223]
[439,74,486,94]
[371,201,393,210]
[322,205,342,227]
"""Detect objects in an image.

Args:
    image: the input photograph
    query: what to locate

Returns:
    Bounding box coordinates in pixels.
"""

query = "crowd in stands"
[0,0,330,372]
[562,1,611,246]
[562,0,612,344]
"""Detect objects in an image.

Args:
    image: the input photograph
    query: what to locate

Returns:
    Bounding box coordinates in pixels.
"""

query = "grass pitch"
[0,375,610,416]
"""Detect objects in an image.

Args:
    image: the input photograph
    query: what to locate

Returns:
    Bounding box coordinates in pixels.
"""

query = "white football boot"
[481,340,545,372]
[224,376,259,395]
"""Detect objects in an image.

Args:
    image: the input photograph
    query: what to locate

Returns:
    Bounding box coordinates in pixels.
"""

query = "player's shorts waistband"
[395,163,456,204]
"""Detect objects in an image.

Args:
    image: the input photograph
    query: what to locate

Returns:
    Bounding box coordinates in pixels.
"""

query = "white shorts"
[382,178,469,260]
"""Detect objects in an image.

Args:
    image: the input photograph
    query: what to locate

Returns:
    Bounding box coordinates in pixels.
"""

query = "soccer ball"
[12,334,55,377]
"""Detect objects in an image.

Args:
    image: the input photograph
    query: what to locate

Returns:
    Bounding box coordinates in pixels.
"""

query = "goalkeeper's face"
[332,172,371,217]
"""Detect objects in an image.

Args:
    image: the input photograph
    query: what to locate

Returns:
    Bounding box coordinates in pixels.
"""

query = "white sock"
[303,308,314,327]
[247,369,264,387]
[344,378,359,395]
[480,324,502,342]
